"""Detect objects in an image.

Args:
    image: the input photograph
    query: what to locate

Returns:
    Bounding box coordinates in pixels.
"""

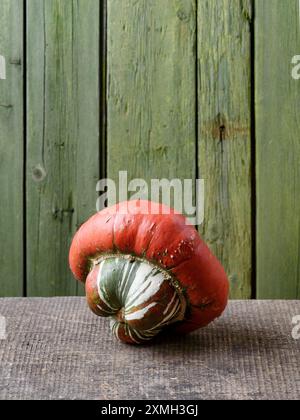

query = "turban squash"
[69,200,229,344]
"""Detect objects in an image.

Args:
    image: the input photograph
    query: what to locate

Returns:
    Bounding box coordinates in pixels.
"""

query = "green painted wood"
[197,0,252,298]
[256,0,300,298]
[107,0,196,213]
[0,0,24,296]
[26,0,100,296]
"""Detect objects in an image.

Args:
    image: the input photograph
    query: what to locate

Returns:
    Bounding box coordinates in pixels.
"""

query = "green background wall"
[0,0,299,299]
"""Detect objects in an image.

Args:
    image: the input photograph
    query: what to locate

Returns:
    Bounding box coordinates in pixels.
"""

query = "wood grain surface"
[0,298,299,400]
[1,0,299,299]
[26,0,100,296]
[0,0,24,296]
[107,0,196,213]
[197,0,253,298]
[255,0,300,298]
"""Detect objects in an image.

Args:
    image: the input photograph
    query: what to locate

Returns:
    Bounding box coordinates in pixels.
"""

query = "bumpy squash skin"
[69,200,229,343]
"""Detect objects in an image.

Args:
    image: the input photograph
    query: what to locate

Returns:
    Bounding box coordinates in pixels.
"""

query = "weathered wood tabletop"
[0,298,299,400]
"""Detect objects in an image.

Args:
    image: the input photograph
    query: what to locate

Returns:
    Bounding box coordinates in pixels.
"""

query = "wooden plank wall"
[256,0,300,298]
[197,0,252,298]
[107,0,252,298]
[0,0,299,298]
[0,0,24,297]
[107,0,197,211]
[26,0,100,296]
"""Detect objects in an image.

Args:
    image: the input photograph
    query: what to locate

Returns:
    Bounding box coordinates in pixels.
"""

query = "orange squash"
[69,200,229,344]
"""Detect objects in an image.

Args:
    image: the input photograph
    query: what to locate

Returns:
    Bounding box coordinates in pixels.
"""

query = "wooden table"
[0,298,299,400]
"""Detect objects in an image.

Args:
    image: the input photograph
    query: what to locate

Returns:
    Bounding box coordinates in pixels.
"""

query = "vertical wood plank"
[0,0,24,296]
[197,0,253,298]
[107,0,196,210]
[256,0,300,298]
[26,0,100,296]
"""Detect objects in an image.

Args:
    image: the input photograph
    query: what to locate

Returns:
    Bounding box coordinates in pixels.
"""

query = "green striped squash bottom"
[94,255,186,343]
